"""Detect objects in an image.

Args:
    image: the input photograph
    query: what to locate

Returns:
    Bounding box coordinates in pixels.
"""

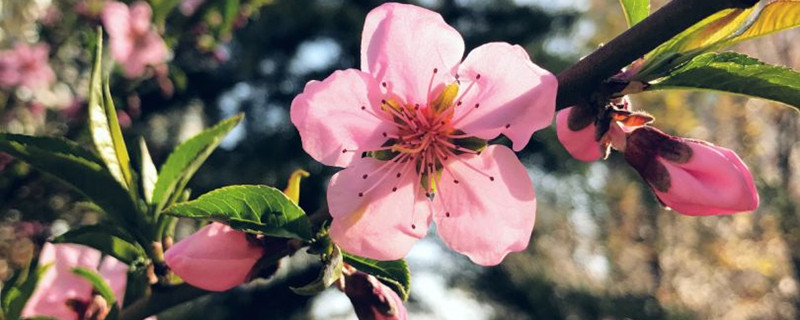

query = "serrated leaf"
[721,0,800,47]
[52,225,145,265]
[138,138,158,204]
[290,246,343,296]
[650,52,800,110]
[619,0,649,28]
[164,185,314,240]
[88,29,132,189]
[2,263,52,320]
[343,252,411,301]
[0,134,146,239]
[151,114,243,214]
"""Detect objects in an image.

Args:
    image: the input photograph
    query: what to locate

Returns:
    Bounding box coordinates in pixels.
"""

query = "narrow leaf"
[343,252,411,301]
[88,29,132,189]
[164,185,314,240]
[1,263,52,320]
[649,52,800,110]
[290,246,343,295]
[52,225,145,265]
[721,0,800,47]
[139,138,158,204]
[152,114,243,213]
[0,134,145,238]
[72,267,117,305]
[619,0,649,27]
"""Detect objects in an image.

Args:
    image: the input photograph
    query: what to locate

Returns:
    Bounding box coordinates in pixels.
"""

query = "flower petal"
[129,1,152,35]
[361,2,464,102]
[433,145,536,266]
[22,243,102,320]
[291,69,395,167]
[98,256,128,306]
[655,141,759,215]
[164,222,264,291]
[328,156,431,260]
[453,43,557,151]
[556,107,603,162]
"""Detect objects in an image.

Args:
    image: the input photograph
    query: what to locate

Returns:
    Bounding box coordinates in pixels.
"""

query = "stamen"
[358,154,410,197]
[442,148,495,181]
[426,68,438,107]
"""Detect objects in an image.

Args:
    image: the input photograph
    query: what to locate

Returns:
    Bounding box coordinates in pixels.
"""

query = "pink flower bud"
[165,222,263,291]
[344,272,407,320]
[624,126,759,215]
[556,106,604,162]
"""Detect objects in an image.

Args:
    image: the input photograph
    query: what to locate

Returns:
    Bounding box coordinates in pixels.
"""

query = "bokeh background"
[1,0,799,319]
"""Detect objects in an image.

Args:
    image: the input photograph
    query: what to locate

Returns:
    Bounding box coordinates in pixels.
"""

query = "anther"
[360,106,366,110]
[412,224,417,229]
[362,174,368,179]
[415,104,420,110]
[342,149,347,153]
[457,101,462,106]
[392,187,397,192]
[489,176,495,181]
[446,212,450,217]
[475,103,480,109]
[382,82,387,87]
[433,68,438,74]
[505,123,511,129]
[358,192,364,197]
[381,99,386,104]
[396,172,401,178]
[382,132,388,137]
[476,74,481,79]
[440,121,446,125]
[454,179,459,184]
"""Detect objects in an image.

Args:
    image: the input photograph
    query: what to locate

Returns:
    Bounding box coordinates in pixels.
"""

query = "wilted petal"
[328,156,430,261]
[291,69,396,167]
[434,145,536,266]
[165,222,264,291]
[555,107,603,162]
[344,271,407,320]
[454,43,557,151]
[21,243,103,320]
[361,2,464,102]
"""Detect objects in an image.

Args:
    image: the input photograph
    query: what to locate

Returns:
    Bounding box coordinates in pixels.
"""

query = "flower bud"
[624,126,759,215]
[165,222,263,291]
[556,106,604,162]
[344,271,407,320]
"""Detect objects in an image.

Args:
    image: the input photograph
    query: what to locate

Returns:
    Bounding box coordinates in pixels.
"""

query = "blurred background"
[1,0,799,319]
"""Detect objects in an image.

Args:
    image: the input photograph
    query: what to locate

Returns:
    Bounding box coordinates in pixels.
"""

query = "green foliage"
[618,0,649,27]
[52,225,146,265]
[138,138,159,205]
[71,267,120,320]
[343,252,411,301]
[164,185,314,240]
[649,52,800,109]
[88,30,133,190]
[151,114,243,214]
[1,263,51,320]
[290,246,343,296]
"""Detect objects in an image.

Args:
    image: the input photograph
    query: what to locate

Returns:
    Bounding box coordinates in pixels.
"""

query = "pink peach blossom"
[102,1,168,78]
[179,0,205,16]
[624,126,759,215]
[0,43,55,89]
[344,271,407,320]
[164,222,264,291]
[291,3,556,266]
[21,243,127,320]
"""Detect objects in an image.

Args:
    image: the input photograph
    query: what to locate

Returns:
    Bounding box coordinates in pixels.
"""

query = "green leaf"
[649,52,800,110]
[0,134,145,239]
[343,252,411,301]
[52,225,145,265]
[164,185,314,240]
[719,0,800,48]
[88,29,132,189]
[151,114,243,214]
[138,138,158,205]
[2,263,52,320]
[290,246,343,296]
[72,266,121,319]
[619,0,649,28]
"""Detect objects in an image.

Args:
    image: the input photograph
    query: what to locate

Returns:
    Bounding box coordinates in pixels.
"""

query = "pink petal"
[22,243,102,320]
[291,69,396,167]
[101,2,130,39]
[656,141,759,215]
[433,145,536,266]
[328,156,430,261]
[164,222,264,291]
[555,107,603,162]
[344,271,407,320]
[453,43,557,151]
[360,2,464,103]
[129,2,153,35]
[98,256,128,306]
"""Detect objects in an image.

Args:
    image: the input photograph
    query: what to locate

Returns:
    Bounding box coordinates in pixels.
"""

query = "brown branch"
[555,0,760,110]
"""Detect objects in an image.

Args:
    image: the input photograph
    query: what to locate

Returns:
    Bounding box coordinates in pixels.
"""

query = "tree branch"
[555,0,759,110]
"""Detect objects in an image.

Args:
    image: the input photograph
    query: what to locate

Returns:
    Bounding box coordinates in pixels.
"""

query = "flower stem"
[555,0,759,111]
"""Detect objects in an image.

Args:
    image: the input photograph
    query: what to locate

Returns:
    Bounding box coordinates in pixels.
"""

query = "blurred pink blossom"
[0,43,55,89]
[164,222,264,291]
[21,243,127,320]
[179,0,205,16]
[291,3,557,266]
[102,1,168,78]
[624,126,759,215]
